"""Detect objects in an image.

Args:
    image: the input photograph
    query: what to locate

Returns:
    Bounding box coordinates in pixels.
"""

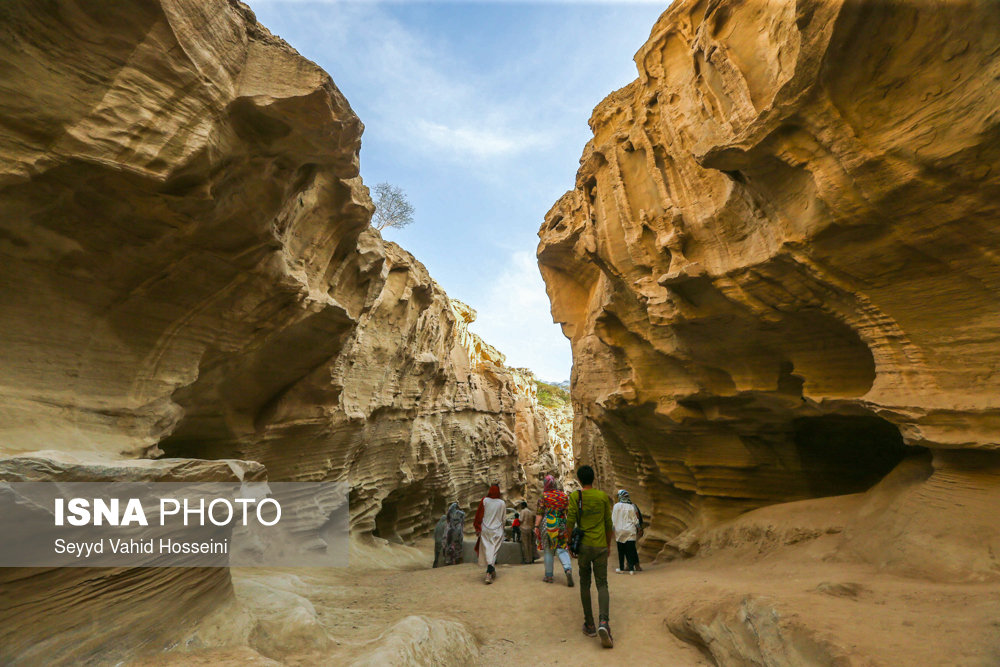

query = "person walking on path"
[443,501,465,566]
[517,501,535,564]
[534,475,574,587]
[612,489,641,574]
[566,465,615,648]
[474,484,505,584]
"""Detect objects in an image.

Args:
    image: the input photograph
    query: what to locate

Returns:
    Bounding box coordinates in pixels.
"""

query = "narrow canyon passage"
[1,0,1000,665]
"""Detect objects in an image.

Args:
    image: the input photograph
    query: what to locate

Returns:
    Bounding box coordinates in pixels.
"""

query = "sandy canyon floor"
[131,528,1000,666]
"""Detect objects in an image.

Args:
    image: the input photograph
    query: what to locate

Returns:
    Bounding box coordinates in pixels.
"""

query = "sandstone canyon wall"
[538,0,1000,577]
[511,374,575,499]
[0,0,555,662]
[0,0,555,543]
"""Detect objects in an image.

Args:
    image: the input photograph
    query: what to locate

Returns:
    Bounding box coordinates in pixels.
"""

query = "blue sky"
[246,0,666,381]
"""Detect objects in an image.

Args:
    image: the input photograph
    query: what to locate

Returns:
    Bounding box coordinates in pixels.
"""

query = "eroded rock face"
[0,0,375,459]
[157,237,537,542]
[536,400,575,487]
[349,615,478,667]
[510,371,575,500]
[0,455,265,665]
[0,0,548,540]
[538,0,1000,570]
[0,1,556,662]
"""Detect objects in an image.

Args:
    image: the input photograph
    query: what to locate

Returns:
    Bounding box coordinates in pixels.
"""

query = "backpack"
[569,490,585,554]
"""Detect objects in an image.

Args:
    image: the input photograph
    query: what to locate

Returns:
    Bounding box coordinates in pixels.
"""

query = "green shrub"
[535,380,570,408]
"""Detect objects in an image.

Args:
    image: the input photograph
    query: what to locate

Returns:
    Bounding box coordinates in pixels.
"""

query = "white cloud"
[272,2,555,169]
[243,0,664,381]
[469,250,572,381]
[413,119,548,160]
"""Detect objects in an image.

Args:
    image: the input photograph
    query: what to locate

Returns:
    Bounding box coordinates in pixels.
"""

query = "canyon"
[0,0,566,662]
[1,0,998,664]
[537,0,1000,662]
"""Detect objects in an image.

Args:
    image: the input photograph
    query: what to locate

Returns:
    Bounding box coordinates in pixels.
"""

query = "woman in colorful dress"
[534,475,574,586]
[474,484,505,584]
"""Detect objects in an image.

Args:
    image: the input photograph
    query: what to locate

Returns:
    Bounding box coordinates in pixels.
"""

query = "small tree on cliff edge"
[372,182,415,231]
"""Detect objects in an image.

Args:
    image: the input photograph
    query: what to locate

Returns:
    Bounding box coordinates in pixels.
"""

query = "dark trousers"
[616,540,639,571]
[512,528,520,542]
[577,545,610,625]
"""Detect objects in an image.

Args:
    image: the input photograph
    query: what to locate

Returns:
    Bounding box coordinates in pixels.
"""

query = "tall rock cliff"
[509,373,576,499]
[538,0,1000,578]
[0,0,372,459]
[0,0,553,661]
[0,0,544,541]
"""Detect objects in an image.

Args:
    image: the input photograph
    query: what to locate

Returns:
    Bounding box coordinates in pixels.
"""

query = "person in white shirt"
[611,489,640,574]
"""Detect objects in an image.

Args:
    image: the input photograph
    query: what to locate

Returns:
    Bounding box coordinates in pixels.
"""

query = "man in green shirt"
[566,464,615,648]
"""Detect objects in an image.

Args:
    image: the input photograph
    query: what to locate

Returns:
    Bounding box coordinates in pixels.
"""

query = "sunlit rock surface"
[538,0,1000,573]
[349,615,478,667]
[0,0,372,459]
[0,0,561,663]
[0,0,554,540]
[159,236,540,542]
[509,370,575,499]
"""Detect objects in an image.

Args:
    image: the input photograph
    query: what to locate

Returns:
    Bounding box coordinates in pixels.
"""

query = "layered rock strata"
[158,240,535,543]
[0,455,265,665]
[510,373,575,500]
[0,0,543,542]
[0,0,371,459]
[0,0,555,662]
[538,0,1000,574]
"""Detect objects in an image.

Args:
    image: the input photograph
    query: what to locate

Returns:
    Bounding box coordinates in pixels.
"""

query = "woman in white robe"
[474,484,505,584]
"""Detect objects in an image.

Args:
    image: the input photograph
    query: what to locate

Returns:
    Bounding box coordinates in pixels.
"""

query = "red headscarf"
[486,484,501,499]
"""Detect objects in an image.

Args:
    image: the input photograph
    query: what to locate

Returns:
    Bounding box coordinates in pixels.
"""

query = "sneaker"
[598,621,614,648]
[543,575,554,583]
[565,569,574,587]
[485,573,492,585]
[582,622,597,637]
[629,570,635,576]
[615,568,622,574]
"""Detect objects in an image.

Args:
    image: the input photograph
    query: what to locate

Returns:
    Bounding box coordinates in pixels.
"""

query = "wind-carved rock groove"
[537,0,1000,604]
[0,0,569,662]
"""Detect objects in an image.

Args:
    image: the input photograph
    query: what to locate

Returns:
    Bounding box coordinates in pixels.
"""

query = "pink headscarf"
[543,475,557,493]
